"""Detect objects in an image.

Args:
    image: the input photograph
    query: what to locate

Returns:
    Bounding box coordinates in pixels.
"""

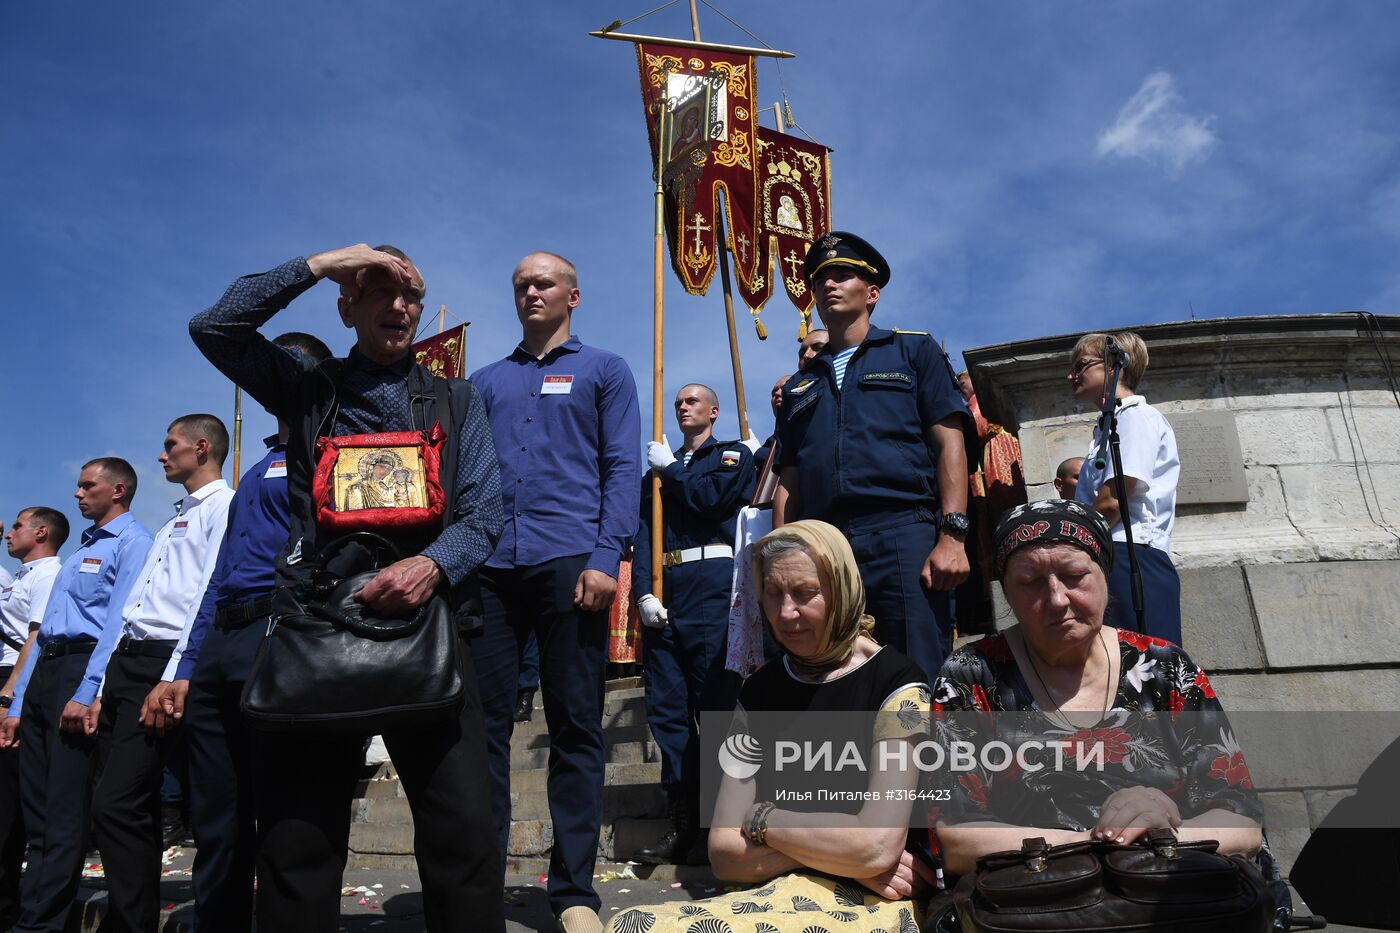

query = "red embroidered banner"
[733,127,832,328]
[412,324,467,379]
[636,42,760,296]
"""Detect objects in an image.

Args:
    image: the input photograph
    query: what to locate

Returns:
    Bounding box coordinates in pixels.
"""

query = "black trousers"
[253,632,503,933]
[92,644,178,933]
[471,555,607,914]
[184,620,263,933]
[16,648,100,933]
[0,664,25,929]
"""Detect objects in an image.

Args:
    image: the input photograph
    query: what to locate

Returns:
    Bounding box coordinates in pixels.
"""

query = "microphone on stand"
[1093,336,1125,471]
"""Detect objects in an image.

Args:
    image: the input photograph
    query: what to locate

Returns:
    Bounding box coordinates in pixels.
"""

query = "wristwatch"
[0,696,12,709]
[939,512,970,535]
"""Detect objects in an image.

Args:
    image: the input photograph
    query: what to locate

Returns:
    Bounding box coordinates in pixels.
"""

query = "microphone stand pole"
[1095,336,1146,635]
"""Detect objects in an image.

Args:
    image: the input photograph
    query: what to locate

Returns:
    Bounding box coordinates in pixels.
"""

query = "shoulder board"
[892,328,930,336]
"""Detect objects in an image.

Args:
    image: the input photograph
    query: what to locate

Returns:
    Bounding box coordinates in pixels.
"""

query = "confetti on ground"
[372,883,384,889]
[617,888,631,894]
[538,874,548,883]
[341,886,358,896]
[670,882,682,889]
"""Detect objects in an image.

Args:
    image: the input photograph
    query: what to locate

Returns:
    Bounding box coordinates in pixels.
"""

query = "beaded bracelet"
[747,801,778,846]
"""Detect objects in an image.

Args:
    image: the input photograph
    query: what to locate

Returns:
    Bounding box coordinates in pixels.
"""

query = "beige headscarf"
[751,520,877,672]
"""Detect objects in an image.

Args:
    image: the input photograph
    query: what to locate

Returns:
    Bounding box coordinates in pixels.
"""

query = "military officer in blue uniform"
[772,231,972,681]
[633,384,755,864]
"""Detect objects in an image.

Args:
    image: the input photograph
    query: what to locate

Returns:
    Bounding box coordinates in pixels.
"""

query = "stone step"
[507,815,679,862]
[353,764,666,828]
[510,719,652,751]
[511,735,658,770]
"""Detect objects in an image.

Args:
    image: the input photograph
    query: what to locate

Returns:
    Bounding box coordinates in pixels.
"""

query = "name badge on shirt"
[265,460,288,479]
[80,557,103,574]
[170,520,190,539]
[541,375,574,395]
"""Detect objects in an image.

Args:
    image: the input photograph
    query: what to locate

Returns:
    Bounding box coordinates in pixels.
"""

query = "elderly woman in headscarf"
[929,499,1264,879]
[607,521,935,933]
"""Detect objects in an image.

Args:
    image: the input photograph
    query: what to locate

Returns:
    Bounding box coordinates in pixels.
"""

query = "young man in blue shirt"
[142,332,330,933]
[469,251,641,933]
[0,459,154,933]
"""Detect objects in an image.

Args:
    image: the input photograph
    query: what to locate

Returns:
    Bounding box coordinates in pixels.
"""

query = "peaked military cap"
[804,230,890,288]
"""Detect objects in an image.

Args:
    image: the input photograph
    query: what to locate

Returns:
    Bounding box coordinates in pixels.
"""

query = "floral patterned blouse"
[928,628,1263,836]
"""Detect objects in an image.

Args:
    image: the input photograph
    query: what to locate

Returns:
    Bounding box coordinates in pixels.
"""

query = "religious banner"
[732,127,832,332]
[636,42,760,296]
[411,324,467,378]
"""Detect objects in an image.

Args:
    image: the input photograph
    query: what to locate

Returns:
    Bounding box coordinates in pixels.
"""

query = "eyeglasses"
[1069,357,1103,376]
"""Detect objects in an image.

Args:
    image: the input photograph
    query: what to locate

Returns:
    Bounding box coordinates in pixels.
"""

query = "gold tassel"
[754,316,768,340]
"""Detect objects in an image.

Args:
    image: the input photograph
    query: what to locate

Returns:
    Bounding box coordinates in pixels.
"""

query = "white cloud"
[1096,71,1218,176]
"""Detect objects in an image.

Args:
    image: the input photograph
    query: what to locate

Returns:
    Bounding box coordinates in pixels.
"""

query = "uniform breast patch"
[860,371,913,385]
[720,450,741,467]
[787,377,817,396]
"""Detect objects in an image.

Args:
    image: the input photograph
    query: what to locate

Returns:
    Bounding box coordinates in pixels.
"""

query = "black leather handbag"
[241,533,464,735]
[946,829,1274,932]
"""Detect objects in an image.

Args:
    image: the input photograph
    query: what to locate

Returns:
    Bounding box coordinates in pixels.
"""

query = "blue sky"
[4,1,1398,562]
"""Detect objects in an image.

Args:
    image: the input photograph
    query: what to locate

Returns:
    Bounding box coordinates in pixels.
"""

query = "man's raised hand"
[306,245,415,300]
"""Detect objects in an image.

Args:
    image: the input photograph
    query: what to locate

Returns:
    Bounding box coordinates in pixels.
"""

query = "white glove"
[647,436,677,471]
[637,594,670,629]
[740,435,762,454]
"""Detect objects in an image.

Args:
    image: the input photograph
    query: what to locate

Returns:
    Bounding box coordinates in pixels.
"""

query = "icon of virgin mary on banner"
[636,42,761,296]
[731,126,833,331]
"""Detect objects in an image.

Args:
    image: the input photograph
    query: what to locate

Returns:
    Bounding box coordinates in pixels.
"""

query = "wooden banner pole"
[231,386,242,491]
[651,103,668,603]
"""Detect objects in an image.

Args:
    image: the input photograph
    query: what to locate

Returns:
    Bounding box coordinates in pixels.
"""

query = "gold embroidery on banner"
[783,249,807,298]
[714,128,752,169]
[688,57,705,71]
[644,53,682,88]
[710,61,749,98]
[684,211,713,275]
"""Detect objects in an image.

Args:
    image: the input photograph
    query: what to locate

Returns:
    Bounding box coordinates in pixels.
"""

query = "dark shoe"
[514,688,536,723]
[160,803,190,849]
[633,797,698,864]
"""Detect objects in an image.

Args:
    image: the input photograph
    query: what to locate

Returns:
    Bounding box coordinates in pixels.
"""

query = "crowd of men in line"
[0,230,1148,933]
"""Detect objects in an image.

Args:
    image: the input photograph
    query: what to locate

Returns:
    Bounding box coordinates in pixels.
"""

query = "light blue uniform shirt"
[7,512,155,718]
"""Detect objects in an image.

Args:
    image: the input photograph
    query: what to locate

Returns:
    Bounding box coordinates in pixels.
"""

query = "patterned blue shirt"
[188,258,503,585]
[173,439,289,681]
[471,337,641,576]
[7,511,155,718]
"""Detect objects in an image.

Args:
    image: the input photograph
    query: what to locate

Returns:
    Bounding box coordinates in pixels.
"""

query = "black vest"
[277,357,485,632]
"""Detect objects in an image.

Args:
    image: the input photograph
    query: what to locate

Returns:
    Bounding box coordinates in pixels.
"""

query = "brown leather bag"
[950,829,1273,932]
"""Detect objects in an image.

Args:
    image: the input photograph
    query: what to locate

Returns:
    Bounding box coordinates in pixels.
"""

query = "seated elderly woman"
[930,499,1265,880]
[608,521,936,933]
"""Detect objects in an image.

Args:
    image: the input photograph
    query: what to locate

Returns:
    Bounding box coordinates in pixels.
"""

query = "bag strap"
[431,374,458,533]
[315,532,402,572]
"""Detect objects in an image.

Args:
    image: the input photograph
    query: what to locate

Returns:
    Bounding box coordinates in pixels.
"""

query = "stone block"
[1212,669,1400,712]
[1178,566,1264,671]
[1305,788,1355,828]
[1234,409,1336,466]
[508,818,554,857]
[1245,561,1400,668]
[1229,711,1400,793]
[1018,421,1096,487]
[1260,791,1312,874]
[1222,368,1347,410]
[1280,462,1400,533]
[1171,467,1315,569]
[1325,406,1400,462]
[348,821,416,856]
